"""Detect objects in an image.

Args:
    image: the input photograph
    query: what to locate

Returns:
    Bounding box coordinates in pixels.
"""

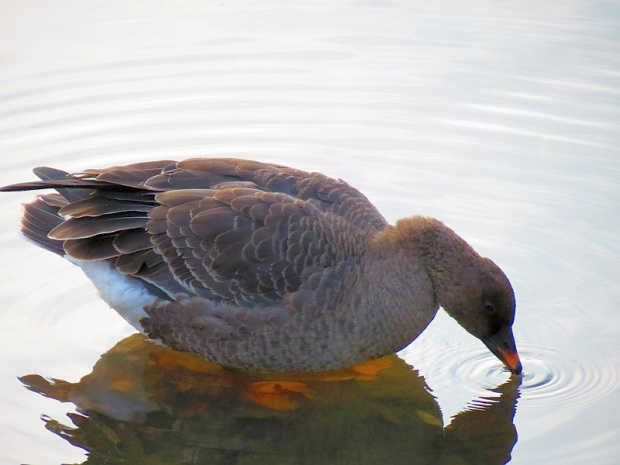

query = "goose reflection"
[21,334,519,465]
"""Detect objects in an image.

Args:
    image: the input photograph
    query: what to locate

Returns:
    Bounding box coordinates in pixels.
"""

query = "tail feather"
[2,166,149,203]
[33,167,88,203]
[1,167,97,203]
[3,164,187,305]
[39,193,69,208]
[21,198,66,256]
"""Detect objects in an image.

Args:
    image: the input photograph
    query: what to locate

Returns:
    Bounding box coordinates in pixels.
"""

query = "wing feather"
[2,157,387,311]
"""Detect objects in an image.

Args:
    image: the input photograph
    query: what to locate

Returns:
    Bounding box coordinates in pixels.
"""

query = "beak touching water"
[482,326,522,375]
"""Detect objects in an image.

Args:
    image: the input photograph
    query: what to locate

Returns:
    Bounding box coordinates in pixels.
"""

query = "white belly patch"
[66,256,157,332]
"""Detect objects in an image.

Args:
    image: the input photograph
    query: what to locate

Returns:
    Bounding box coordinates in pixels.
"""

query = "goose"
[1,158,521,375]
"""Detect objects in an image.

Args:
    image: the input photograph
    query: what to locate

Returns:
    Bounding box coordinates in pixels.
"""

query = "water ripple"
[428,343,620,415]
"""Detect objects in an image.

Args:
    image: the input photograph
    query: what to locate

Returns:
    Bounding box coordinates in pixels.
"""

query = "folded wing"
[3,158,388,311]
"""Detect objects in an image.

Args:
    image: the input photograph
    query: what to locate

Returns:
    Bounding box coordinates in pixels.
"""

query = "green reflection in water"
[21,334,519,464]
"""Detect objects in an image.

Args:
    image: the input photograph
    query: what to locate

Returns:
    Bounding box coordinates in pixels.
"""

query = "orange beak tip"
[500,350,522,375]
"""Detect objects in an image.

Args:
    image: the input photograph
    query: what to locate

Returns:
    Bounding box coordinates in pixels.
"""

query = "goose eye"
[483,301,495,314]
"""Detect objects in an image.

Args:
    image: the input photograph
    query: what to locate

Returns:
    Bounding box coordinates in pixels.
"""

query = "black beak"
[482,326,522,375]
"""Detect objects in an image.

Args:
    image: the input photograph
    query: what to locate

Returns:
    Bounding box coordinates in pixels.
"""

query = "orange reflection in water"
[20,334,519,465]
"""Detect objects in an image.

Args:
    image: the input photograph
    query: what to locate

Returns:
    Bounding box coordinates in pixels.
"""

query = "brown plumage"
[1,158,521,374]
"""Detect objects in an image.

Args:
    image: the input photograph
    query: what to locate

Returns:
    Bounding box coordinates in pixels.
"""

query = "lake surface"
[1,1,618,464]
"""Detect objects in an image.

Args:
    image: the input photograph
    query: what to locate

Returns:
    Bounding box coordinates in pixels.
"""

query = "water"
[1,1,619,463]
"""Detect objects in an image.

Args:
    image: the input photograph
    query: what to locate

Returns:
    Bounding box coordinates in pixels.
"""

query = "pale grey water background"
[0,1,619,463]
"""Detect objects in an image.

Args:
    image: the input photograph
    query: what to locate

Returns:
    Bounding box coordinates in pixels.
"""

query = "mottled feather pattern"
[17,159,384,316]
[2,157,522,374]
[147,184,363,309]
[2,159,404,370]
